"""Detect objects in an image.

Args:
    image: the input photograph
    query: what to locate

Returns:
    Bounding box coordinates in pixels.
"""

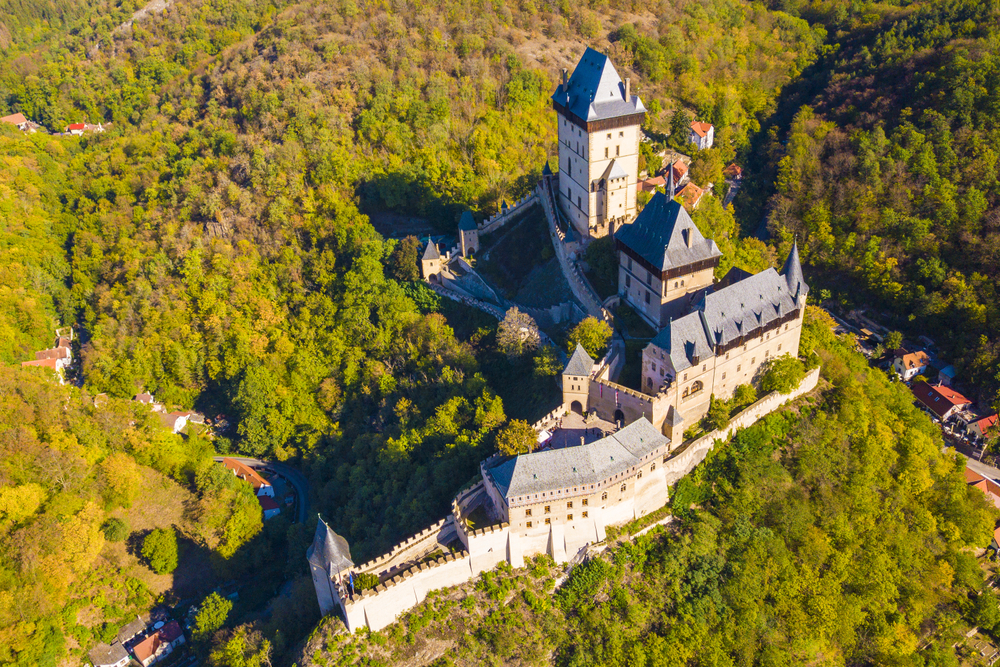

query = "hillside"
[298,311,997,666]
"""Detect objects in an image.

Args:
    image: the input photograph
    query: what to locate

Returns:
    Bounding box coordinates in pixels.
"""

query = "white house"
[223,458,275,497]
[689,121,714,150]
[893,349,930,381]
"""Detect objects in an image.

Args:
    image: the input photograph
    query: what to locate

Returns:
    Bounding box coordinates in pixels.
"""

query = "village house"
[20,329,74,383]
[159,411,188,433]
[552,48,646,238]
[722,163,742,180]
[893,349,931,381]
[938,365,957,387]
[689,121,714,150]
[65,122,105,135]
[117,616,146,645]
[0,112,41,133]
[222,458,275,497]
[967,414,998,442]
[88,642,129,667]
[132,621,185,666]
[260,495,282,520]
[965,469,1000,510]
[674,182,704,210]
[910,381,972,421]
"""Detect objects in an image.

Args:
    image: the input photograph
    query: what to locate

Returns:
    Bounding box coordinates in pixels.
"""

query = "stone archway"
[571,400,584,414]
[614,409,624,426]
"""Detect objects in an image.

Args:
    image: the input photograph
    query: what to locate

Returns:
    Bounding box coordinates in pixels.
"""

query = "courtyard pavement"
[541,412,617,451]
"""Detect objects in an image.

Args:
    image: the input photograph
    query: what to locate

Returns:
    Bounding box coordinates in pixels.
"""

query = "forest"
[2,0,999,664]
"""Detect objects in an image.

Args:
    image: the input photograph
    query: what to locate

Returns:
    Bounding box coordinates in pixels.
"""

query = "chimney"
[625,77,631,100]
[580,436,585,447]
[561,68,568,86]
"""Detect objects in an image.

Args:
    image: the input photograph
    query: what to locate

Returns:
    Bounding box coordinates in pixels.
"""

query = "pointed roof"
[543,161,552,176]
[552,48,646,123]
[603,158,629,181]
[780,240,808,301]
[458,211,477,231]
[614,191,721,272]
[307,515,354,574]
[563,343,595,376]
[422,239,440,260]
[666,405,684,426]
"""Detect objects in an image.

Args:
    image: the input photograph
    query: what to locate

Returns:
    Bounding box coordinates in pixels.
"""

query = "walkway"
[954,449,1000,481]
[213,456,310,524]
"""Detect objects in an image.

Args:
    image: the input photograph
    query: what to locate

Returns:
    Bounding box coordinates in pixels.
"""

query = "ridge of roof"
[551,48,645,123]
[563,343,595,376]
[422,239,440,260]
[614,191,721,271]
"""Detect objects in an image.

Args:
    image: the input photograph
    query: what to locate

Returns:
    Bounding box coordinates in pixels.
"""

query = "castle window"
[619,131,624,137]
[602,492,607,501]
[651,463,656,472]
[607,133,611,139]
[752,358,756,364]
[525,509,532,517]
[605,147,609,158]
[582,498,588,506]
[567,514,573,521]
[726,352,730,360]
[785,324,789,331]
[703,364,707,372]
[778,344,782,351]
[645,292,650,304]
[526,521,532,528]
[737,364,741,372]
[627,257,633,270]
[545,518,551,525]
[744,344,748,351]
[722,372,726,380]
[681,280,685,286]
[645,377,652,389]
[625,275,631,288]
[578,196,581,208]
[582,511,589,518]
[592,182,596,193]
[683,373,688,381]
[616,145,620,156]
[766,333,770,340]
[567,501,573,509]
[674,281,678,288]
[620,484,626,492]
[637,472,642,479]
[544,505,551,514]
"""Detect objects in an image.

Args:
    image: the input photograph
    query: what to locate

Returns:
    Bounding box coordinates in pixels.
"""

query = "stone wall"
[478,193,539,236]
[325,366,821,634]
[659,366,820,486]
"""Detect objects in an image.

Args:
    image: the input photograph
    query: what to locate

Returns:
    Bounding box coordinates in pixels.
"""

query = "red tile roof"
[690,121,713,137]
[722,163,742,178]
[223,458,271,491]
[898,350,930,370]
[259,496,280,512]
[68,123,85,130]
[965,469,1000,509]
[1,113,28,125]
[159,621,182,643]
[977,414,998,433]
[35,347,70,360]
[21,358,59,369]
[669,160,688,181]
[675,182,704,210]
[132,633,161,662]
[911,381,972,419]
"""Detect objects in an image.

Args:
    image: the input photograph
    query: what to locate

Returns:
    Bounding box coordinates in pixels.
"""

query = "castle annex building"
[553,48,646,239]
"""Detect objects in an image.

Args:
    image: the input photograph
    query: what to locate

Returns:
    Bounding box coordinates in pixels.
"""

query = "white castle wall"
[323,365,821,634]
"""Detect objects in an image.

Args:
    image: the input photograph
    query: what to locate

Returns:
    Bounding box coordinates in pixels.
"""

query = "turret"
[779,240,809,303]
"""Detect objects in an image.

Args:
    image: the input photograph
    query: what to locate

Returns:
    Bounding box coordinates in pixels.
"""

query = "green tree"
[497,308,540,359]
[193,592,234,643]
[389,235,421,282]
[885,331,903,351]
[732,384,757,409]
[142,527,179,575]
[101,517,130,542]
[566,317,612,359]
[496,419,536,456]
[703,395,730,431]
[760,355,806,395]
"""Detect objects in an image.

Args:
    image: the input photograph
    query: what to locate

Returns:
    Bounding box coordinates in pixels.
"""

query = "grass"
[477,206,553,298]
[613,303,657,340]
[465,506,492,530]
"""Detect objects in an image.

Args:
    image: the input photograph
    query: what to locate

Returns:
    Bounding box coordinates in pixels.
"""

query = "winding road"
[213,456,311,524]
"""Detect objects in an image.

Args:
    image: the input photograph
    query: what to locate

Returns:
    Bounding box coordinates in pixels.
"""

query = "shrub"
[354,572,379,591]
[142,528,179,575]
[760,355,806,394]
[566,317,612,359]
[102,517,130,542]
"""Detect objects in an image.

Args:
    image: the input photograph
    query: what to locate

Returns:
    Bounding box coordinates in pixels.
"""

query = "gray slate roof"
[422,239,440,260]
[603,158,628,181]
[780,240,808,300]
[614,192,721,272]
[649,311,714,374]
[89,642,128,667]
[485,418,667,500]
[563,343,594,376]
[552,48,646,123]
[307,515,354,575]
[117,616,145,644]
[458,211,477,231]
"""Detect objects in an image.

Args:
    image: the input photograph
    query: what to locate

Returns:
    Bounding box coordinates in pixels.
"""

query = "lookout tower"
[551,48,646,239]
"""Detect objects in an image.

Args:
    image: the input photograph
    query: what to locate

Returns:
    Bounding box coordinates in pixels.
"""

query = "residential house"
[132,621,185,666]
[674,182,704,211]
[689,121,714,150]
[20,357,65,383]
[159,411,188,433]
[911,381,973,421]
[968,414,998,442]
[88,641,129,667]
[637,175,665,194]
[117,616,146,645]
[722,163,742,180]
[938,365,957,387]
[65,122,104,135]
[259,495,282,520]
[893,349,930,381]
[667,160,689,186]
[965,469,1000,510]
[1,112,41,132]
[134,392,155,404]
[222,458,275,497]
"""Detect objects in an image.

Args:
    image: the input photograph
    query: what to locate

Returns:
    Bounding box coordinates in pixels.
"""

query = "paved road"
[958,451,1000,481]
[213,456,310,524]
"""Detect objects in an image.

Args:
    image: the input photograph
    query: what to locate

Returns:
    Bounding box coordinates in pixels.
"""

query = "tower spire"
[780,239,808,302]
[666,160,675,199]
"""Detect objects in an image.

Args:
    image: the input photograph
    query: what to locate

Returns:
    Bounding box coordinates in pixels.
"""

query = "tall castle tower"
[551,48,646,239]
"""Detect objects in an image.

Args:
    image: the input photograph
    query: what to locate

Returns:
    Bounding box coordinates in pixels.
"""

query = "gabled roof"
[675,182,704,210]
[223,458,271,490]
[779,240,809,301]
[697,268,799,349]
[614,191,721,272]
[669,160,688,181]
[68,123,85,130]
[458,211,477,231]
[976,414,998,432]
[603,158,628,181]
[939,365,957,379]
[117,616,145,644]
[722,163,742,178]
[21,357,59,369]
[259,496,281,512]
[0,112,28,125]
[690,121,713,137]
[88,641,128,667]
[649,311,714,374]
[563,344,594,377]
[35,347,70,360]
[911,381,972,418]
[896,350,930,370]
[159,621,183,643]
[485,418,668,499]
[551,48,645,123]
[422,239,440,260]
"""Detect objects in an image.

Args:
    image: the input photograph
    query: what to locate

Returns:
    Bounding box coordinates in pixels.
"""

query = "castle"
[307,47,815,634]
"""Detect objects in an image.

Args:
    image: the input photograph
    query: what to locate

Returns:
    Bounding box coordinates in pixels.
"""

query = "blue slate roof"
[614,192,721,272]
[458,211,477,231]
[552,48,646,123]
[484,418,668,500]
